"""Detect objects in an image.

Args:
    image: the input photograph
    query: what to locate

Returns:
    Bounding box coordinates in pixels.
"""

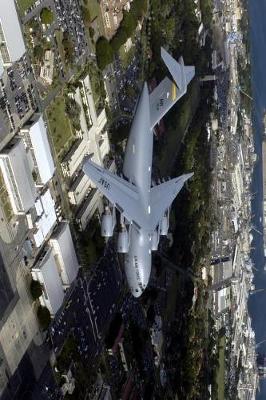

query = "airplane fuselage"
[122,84,155,297]
[124,227,152,297]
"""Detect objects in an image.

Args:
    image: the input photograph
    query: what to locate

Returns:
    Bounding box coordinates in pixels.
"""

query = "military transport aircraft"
[83,47,195,297]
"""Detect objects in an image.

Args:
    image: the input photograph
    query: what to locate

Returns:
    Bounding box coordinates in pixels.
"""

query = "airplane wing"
[149,47,195,129]
[150,173,193,230]
[83,159,146,229]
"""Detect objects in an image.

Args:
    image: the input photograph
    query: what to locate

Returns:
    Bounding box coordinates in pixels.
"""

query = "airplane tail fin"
[149,48,195,128]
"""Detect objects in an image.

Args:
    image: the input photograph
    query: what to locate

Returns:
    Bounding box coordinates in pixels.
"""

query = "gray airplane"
[83,48,195,297]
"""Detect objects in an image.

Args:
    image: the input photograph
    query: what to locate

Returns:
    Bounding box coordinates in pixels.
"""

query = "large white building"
[0,0,26,67]
[0,137,37,214]
[49,221,79,288]
[32,248,65,315]
[21,115,55,185]
[32,188,57,248]
[31,222,79,314]
[213,286,231,321]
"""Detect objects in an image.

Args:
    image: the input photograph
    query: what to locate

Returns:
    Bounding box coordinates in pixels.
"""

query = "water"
[247,0,266,397]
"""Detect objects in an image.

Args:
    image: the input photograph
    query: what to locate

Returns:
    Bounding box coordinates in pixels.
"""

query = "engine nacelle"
[160,214,169,236]
[101,209,114,237]
[117,228,129,253]
[151,229,159,251]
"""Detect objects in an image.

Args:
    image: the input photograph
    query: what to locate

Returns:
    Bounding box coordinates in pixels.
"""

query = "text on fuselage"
[98,177,110,190]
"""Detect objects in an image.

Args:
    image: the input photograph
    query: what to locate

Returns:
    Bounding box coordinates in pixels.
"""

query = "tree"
[65,96,81,131]
[57,335,78,372]
[40,7,54,25]
[165,15,176,43]
[81,6,91,24]
[37,305,51,329]
[121,11,137,37]
[89,27,95,39]
[30,279,42,300]
[131,0,147,19]
[96,37,114,70]
[62,32,74,64]
[65,97,81,120]
[110,28,128,52]
[200,0,213,27]
[33,44,44,61]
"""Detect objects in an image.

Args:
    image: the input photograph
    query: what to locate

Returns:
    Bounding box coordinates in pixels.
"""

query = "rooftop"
[26,115,55,185]
[0,0,26,63]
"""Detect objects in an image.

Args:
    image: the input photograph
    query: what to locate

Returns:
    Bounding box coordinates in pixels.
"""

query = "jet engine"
[160,212,169,236]
[151,229,159,251]
[101,206,115,237]
[117,226,129,253]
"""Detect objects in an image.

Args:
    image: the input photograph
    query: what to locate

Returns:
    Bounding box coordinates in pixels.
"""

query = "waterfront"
[248,0,266,397]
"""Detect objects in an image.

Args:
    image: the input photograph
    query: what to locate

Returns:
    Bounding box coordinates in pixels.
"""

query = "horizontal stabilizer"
[185,66,195,85]
[161,47,185,91]
[150,173,193,230]
[149,48,195,128]
[161,47,195,89]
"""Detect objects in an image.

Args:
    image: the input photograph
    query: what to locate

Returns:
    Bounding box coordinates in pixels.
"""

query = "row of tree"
[30,279,51,329]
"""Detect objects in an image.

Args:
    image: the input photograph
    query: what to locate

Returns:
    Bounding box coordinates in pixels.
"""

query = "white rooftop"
[0,0,26,62]
[33,189,57,247]
[0,53,4,77]
[50,222,79,286]
[32,249,64,315]
[217,287,231,313]
[28,116,55,184]
[0,138,36,213]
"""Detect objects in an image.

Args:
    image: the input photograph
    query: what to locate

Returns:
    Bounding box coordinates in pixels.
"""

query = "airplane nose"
[131,286,143,298]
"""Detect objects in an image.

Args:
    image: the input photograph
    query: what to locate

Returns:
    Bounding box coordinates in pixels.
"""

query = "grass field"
[55,30,67,73]
[17,0,35,14]
[87,0,100,21]
[216,335,226,400]
[46,95,74,158]
[119,44,135,69]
